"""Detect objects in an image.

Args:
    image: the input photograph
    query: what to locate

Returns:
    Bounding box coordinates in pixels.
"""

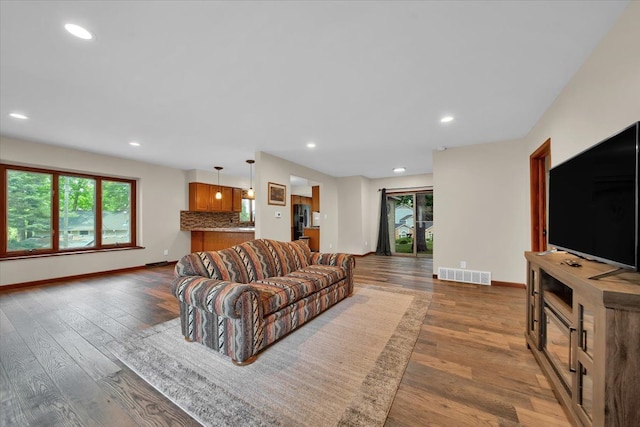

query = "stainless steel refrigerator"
[293,204,311,240]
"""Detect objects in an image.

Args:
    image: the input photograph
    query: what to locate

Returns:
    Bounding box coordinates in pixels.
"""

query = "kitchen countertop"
[188,227,255,232]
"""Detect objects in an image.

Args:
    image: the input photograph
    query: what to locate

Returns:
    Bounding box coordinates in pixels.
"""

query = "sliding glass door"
[387,190,433,257]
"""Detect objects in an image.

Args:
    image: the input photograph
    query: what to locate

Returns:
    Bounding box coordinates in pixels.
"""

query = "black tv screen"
[548,122,639,271]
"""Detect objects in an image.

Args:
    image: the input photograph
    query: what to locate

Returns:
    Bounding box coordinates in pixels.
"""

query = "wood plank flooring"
[0,255,570,426]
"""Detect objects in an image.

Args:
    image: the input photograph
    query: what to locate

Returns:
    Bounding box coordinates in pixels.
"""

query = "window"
[240,198,255,223]
[2,164,137,258]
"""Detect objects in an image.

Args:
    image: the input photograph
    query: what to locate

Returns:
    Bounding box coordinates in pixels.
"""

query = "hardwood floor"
[0,255,570,426]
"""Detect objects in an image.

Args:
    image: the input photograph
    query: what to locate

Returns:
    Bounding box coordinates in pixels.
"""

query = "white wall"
[254,153,433,255]
[524,0,640,163]
[336,176,367,254]
[254,152,340,252]
[186,169,249,189]
[433,1,640,284]
[433,140,529,283]
[0,136,190,286]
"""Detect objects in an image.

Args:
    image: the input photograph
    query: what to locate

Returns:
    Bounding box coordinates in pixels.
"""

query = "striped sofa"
[171,239,355,364]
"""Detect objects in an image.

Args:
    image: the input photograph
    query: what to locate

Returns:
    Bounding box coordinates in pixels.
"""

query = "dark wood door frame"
[530,139,551,252]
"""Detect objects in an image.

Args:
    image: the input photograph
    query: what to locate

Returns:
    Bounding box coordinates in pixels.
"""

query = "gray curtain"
[375,188,391,256]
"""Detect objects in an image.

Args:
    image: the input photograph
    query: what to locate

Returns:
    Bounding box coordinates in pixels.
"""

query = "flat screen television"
[548,121,639,276]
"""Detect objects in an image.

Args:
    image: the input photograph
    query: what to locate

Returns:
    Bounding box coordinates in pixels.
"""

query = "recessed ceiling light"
[9,112,28,120]
[440,116,454,123]
[393,167,406,173]
[64,23,93,40]
[129,141,141,147]
[307,142,316,148]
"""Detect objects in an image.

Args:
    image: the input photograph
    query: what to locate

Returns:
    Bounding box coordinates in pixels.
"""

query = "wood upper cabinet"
[189,182,241,212]
[312,185,320,212]
[232,187,242,212]
[208,185,222,211]
[189,182,212,211]
[220,186,233,212]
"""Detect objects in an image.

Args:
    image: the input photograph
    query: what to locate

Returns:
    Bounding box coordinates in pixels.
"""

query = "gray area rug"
[111,285,431,427]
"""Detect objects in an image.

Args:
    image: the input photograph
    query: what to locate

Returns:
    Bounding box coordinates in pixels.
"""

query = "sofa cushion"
[175,248,250,283]
[232,239,311,281]
[252,264,346,315]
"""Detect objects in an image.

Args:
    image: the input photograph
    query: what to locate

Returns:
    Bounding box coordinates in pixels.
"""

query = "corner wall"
[0,136,190,286]
[433,140,529,283]
[254,152,339,252]
[432,1,640,284]
[336,176,368,254]
[524,0,640,162]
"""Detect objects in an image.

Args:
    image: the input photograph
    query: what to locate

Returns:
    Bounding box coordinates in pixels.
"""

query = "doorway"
[530,139,551,252]
[386,190,433,257]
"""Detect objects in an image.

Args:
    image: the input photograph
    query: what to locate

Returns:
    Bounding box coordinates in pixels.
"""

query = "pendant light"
[214,166,223,199]
[246,160,255,198]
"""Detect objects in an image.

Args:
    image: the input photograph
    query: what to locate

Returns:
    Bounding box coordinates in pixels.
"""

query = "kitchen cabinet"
[312,185,320,212]
[189,182,212,211]
[220,186,233,211]
[191,230,255,252]
[232,188,242,212]
[303,227,319,252]
[189,182,242,212]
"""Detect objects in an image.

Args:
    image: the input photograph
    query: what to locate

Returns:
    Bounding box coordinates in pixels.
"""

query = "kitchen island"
[190,228,255,252]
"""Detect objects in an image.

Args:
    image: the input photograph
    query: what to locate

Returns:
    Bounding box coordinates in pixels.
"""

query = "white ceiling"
[0,1,629,179]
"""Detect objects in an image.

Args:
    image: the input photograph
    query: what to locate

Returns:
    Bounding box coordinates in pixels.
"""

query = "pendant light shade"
[214,166,223,199]
[246,160,255,198]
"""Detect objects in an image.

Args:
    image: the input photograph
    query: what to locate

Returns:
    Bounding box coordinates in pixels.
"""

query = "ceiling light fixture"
[307,142,316,148]
[246,160,255,198]
[393,167,406,173]
[440,116,454,123]
[64,23,93,40]
[9,112,28,120]
[129,141,141,147]
[214,166,223,199]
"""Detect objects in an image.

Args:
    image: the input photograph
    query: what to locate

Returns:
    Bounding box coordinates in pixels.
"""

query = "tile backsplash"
[180,211,253,230]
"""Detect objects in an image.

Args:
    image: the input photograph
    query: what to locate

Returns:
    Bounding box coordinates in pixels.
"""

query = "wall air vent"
[437,267,491,286]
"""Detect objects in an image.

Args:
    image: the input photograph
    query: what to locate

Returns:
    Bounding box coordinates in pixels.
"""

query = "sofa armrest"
[171,275,261,319]
[310,252,355,274]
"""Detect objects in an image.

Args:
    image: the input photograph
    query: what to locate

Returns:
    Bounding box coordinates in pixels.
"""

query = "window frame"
[1,163,138,259]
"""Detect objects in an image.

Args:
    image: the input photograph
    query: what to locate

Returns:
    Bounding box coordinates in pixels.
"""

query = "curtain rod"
[378,186,433,192]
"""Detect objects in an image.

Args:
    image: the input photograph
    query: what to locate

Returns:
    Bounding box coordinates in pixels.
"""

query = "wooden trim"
[354,251,375,257]
[492,280,526,289]
[431,272,525,288]
[1,163,138,257]
[52,174,59,251]
[529,139,551,252]
[0,261,176,292]
[0,245,145,261]
[0,165,7,254]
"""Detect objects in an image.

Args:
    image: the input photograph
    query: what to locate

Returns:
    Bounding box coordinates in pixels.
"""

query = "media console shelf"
[524,251,640,427]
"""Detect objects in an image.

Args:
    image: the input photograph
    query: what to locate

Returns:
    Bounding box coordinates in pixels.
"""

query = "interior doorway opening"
[386,190,433,257]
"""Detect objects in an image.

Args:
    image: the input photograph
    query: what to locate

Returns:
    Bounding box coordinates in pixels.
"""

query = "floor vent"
[437,267,491,285]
